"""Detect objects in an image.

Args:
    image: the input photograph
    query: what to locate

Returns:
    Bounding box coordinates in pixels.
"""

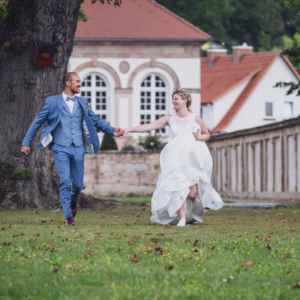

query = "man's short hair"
[63,72,78,86]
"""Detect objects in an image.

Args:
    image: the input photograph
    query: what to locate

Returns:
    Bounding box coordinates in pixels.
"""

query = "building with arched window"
[69,0,211,147]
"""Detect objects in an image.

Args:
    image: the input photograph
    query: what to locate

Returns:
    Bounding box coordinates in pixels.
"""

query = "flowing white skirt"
[150,125,224,225]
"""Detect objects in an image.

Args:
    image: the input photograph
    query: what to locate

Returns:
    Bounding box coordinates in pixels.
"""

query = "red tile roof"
[75,0,211,41]
[201,51,300,131]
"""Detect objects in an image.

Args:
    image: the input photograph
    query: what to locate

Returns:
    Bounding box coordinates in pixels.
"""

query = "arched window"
[140,74,167,134]
[80,73,109,124]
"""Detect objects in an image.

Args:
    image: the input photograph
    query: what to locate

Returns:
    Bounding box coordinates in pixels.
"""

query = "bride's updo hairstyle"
[172,88,192,111]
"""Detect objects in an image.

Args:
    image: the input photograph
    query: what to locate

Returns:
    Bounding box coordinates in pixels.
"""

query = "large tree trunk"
[0,0,81,210]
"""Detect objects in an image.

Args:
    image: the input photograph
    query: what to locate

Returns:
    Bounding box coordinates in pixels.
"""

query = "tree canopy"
[156,0,297,51]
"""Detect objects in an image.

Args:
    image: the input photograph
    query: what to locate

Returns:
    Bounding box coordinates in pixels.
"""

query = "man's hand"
[113,127,125,137]
[21,146,31,155]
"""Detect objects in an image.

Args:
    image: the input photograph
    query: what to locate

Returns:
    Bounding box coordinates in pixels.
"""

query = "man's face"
[68,74,82,94]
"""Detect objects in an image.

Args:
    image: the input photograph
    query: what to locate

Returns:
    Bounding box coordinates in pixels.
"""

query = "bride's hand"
[192,129,200,141]
[123,128,132,135]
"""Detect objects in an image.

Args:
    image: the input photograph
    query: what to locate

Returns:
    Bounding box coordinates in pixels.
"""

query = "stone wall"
[207,117,300,200]
[83,151,161,197]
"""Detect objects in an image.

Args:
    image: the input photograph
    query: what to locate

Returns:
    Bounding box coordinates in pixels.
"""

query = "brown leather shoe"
[65,217,74,226]
[71,201,77,218]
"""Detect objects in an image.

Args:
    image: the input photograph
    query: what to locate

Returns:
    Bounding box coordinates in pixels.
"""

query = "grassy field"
[0,205,300,300]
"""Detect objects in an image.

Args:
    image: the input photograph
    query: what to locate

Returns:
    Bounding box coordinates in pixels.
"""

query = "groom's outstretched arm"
[87,108,123,137]
[21,99,50,151]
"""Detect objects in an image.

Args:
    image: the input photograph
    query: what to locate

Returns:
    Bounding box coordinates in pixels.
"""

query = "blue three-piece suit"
[22,94,115,218]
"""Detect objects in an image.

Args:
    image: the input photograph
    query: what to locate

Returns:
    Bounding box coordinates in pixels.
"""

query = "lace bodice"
[169,113,200,139]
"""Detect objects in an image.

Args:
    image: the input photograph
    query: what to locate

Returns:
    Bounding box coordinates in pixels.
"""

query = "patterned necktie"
[66,97,75,103]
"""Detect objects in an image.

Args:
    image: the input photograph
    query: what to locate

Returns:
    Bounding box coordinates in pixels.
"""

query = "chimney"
[232,42,253,64]
[206,48,227,65]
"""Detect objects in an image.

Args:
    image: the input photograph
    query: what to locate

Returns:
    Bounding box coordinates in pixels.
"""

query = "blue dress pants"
[53,143,84,219]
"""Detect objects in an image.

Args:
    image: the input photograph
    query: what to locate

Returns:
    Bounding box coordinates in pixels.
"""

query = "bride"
[124,88,223,227]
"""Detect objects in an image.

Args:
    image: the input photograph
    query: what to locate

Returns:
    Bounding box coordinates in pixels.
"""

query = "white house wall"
[213,77,252,128]
[226,57,300,132]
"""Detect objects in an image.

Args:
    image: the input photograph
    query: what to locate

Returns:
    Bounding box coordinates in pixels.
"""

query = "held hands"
[123,128,131,135]
[113,127,125,137]
[21,146,31,155]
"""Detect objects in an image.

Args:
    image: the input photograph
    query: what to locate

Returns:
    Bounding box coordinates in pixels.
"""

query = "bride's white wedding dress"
[150,113,224,225]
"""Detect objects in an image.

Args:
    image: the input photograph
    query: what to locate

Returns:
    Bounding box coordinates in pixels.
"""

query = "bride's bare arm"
[193,116,210,141]
[124,115,171,134]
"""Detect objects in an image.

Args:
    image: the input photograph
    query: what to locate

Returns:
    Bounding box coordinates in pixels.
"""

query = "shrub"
[11,167,34,180]
[121,136,135,151]
[100,132,118,150]
[138,135,161,150]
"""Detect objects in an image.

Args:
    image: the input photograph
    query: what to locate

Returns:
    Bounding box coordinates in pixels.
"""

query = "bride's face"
[172,93,187,110]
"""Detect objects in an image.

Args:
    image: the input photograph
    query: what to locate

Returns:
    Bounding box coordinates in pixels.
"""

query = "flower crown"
[173,88,192,101]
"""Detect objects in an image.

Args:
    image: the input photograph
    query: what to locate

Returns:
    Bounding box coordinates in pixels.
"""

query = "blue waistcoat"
[52,99,83,147]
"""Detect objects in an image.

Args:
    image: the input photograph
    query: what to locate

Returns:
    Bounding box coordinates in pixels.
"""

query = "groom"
[21,72,124,226]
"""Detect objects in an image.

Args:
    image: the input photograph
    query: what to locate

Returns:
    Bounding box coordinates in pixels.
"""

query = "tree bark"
[0,0,81,210]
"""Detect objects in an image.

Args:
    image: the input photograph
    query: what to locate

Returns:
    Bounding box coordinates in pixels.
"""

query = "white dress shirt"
[62,92,76,114]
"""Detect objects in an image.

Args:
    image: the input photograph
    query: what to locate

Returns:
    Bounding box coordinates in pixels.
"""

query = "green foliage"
[156,0,297,52]
[0,1,7,20]
[78,0,122,22]
[0,208,300,299]
[11,167,34,180]
[138,135,161,150]
[121,136,135,151]
[100,132,118,150]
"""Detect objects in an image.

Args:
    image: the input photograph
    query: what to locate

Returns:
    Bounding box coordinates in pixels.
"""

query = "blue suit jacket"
[22,94,115,154]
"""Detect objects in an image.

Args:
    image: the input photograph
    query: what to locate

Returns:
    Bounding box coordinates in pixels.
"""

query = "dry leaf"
[12,233,24,238]
[41,220,46,223]
[154,247,164,255]
[95,236,102,240]
[50,232,53,235]
[111,214,117,216]
[53,268,59,273]
[157,233,165,236]
[4,242,12,246]
[125,223,130,226]
[283,253,291,259]
[173,239,178,244]
[208,246,215,250]
[226,222,235,225]
[193,240,201,247]
[245,261,254,268]
[265,244,271,251]
[23,255,28,258]
[165,264,175,271]
[230,218,236,220]
[36,211,39,214]
[65,264,73,269]
[84,251,94,260]
[292,282,300,289]
[236,235,242,238]
[185,239,190,243]
[1,228,5,230]
[71,230,76,233]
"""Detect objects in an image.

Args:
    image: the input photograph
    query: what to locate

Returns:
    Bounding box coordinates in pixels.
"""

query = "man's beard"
[71,87,80,94]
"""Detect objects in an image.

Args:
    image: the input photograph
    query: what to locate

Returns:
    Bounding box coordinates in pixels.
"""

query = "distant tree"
[274,0,300,96]
[156,0,296,51]
[100,132,118,151]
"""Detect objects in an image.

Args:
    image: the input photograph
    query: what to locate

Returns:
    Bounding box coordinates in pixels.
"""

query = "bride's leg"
[187,184,198,202]
[177,200,186,219]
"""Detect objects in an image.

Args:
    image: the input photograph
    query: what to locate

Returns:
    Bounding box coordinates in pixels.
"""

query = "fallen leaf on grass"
[65,264,73,269]
[95,236,102,240]
[150,237,158,243]
[3,242,12,246]
[263,236,272,241]
[36,211,39,214]
[50,232,53,235]
[128,254,140,263]
[157,233,165,236]
[185,239,190,243]
[226,222,235,225]
[123,234,128,237]
[50,219,54,222]
[70,230,76,233]
[236,235,242,238]
[111,214,117,216]
[1,228,5,230]
[245,261,254,268]
[265,244,272,251]
[145,232,151,236]
[143,242,150,247]
[174,231,180,234]
[165,264,175,271]
[41,220,46,223]
[287,271,294,275]
[125,223,130,226]
[230,218,236,220]
[110,232,114,235]
[116,248,121,253]
[84,251,94,260]
[154,247,164,255]
[33,233,40,237]
[29,239,37,242]
[48,240,55,245]
[255,236,260,238]
[12,233,24,238]
[23,255,28,258]
[173,239,178,244]
[193,240,201,247]
[162,224,171,228]
[53,268,59,273]
[283,253,291,259]
[208,246,215,250]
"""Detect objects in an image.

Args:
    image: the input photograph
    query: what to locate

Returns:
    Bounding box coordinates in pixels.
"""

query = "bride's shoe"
[177,219,186,227]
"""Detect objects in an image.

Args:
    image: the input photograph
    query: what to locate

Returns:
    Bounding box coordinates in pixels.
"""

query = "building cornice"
[74,38,214,43]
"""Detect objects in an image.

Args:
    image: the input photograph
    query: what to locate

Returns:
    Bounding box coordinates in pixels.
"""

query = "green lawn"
[103,196,152,203]
[0,206,300,300]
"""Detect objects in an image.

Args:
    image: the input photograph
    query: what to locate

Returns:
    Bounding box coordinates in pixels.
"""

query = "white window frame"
[80,73,109,134]
[139,73,168,136]
[283,101,293,119]
[265,102,274,119]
